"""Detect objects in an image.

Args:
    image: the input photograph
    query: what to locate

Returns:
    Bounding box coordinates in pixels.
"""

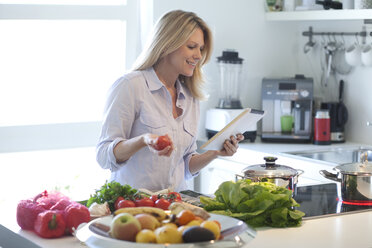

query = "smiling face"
[166,28,205,78]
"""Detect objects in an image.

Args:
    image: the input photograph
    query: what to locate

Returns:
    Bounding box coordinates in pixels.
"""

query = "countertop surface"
[2,139,372,248]
[2,201,372,248]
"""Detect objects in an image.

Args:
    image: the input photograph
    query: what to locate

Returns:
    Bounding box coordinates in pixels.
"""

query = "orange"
[213,220,222,230]
[176,210,196,226]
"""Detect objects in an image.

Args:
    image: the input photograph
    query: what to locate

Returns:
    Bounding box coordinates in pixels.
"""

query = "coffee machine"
[261,75,313,142]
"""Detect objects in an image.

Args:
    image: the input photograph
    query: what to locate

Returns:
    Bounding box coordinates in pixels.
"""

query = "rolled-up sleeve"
[96,77,136,171]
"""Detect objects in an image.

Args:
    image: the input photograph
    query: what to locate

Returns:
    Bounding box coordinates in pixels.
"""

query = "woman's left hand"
[217,134,244,157]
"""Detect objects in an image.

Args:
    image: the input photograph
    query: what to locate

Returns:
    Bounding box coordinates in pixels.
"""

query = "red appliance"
[314,110,331,145]
[321,80,348,143]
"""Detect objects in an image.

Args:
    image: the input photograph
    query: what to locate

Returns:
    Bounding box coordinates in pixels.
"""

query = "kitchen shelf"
[265,9,372,21]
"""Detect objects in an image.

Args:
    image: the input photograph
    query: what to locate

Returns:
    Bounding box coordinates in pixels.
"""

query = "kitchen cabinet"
[265,9,372,21]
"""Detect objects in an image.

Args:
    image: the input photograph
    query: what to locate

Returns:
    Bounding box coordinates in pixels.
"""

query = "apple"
[134,213,160,230]
[110,213,141,241]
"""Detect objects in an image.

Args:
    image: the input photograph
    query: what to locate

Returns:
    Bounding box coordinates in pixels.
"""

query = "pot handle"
[235,174,244,182]
[319,170,342,182]
[296,169,304,176]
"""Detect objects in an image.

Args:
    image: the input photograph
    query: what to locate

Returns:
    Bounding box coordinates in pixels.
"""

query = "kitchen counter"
[1,201,372,248]
[249,211,372,248]
[2,139,372,248]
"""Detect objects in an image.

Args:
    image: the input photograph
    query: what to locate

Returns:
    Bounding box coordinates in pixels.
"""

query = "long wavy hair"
[132,10,213,100]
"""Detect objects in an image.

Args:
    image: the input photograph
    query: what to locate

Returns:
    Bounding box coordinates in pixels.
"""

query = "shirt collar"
[143,67,186,100]
[143,67,163,91]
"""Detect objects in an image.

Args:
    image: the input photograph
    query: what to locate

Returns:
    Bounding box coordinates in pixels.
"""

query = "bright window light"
[0,20,126,126]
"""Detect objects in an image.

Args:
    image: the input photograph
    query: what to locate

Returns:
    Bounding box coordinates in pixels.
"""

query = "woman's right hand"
[143,134,174,157]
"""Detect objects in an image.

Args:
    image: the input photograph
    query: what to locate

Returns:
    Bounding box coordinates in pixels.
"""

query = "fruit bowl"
[75,213,256,248]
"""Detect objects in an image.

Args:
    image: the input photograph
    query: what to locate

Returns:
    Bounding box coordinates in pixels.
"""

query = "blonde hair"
[132,10,213,100]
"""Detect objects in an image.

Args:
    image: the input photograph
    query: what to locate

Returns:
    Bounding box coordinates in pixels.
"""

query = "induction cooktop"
[180,183,372,220]
[294,183,372,219]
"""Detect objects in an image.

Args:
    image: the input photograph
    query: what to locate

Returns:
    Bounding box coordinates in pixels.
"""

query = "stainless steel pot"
[320,155,372,203]
[236,157,304,195]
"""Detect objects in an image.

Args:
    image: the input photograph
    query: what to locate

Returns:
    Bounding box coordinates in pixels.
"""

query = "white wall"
[296,20,372,144]
[154,0,298,139]
[153,0,372,145]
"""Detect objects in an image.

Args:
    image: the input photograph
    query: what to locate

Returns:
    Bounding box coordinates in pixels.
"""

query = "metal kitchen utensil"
[240,157,304,195]
[90,222,110,238]
[319,155,372,203]
[323,41,337,87]
[303,35,316,54]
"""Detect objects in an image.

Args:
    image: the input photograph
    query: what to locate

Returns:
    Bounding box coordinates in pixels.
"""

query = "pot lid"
[242,157,299,178]
[335,160,372,175]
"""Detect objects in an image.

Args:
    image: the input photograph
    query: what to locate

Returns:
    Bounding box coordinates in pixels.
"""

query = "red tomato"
[114,196,125,210]
[167,192,182,202]
[135,197,155,207]
[154,135,171,150]
[150,195,159,202]
[117,199,136,209]
[155,198,171,210]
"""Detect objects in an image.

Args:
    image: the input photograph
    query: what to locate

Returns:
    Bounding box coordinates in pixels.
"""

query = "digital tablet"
[200,108,264,151]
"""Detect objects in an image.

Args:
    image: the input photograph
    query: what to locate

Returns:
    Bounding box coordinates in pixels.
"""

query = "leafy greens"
[85,181,139,212]
[200,179,305,228]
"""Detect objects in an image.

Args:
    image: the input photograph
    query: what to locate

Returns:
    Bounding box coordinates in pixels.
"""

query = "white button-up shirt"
[96,67,200,192]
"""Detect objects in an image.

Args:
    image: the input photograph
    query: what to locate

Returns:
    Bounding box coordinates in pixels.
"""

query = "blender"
[205,50,257,142]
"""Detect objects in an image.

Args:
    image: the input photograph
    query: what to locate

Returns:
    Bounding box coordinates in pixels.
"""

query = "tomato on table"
[150,194,159,202]
[135,197,155,207]
[114,196,125,210]
[155,198,171,210]
[117,199,136,209]
[167,192,182,202]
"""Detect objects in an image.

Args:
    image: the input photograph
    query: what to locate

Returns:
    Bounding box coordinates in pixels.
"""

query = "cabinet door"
[198,159,246,195]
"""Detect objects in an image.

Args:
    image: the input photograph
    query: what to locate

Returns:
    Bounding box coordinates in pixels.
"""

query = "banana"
[169,202,210,220]
[113,207,167,221]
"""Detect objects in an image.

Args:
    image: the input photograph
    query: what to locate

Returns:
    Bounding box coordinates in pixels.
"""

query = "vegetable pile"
[200,179,305,228]
[85,181,183,212]
[17,190,90,238]
[85,181,139,212]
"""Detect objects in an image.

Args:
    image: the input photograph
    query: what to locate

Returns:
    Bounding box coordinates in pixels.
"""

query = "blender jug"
[217,50,243,109]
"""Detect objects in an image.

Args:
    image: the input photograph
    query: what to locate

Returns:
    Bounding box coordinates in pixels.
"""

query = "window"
[0,19,125,126]
[0,2,143,206]
[0,1,140,150]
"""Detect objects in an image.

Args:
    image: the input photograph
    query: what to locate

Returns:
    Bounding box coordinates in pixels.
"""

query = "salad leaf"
[200,179,305,228]
[85,181,139,212]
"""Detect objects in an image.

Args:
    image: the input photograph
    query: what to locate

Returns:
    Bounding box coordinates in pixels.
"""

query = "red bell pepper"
[34,210,66,238]
[16,199,46,230]
[16,191,50,230]
[64,203,90,234]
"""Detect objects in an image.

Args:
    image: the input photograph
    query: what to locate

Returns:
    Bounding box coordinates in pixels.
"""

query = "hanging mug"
[361,44,372,66]
[345,42,362,67]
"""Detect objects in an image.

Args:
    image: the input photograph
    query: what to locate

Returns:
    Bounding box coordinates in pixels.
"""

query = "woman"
[96,10,244,192]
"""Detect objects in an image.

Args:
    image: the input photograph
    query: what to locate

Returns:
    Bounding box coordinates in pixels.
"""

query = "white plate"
[75,213,256,248]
